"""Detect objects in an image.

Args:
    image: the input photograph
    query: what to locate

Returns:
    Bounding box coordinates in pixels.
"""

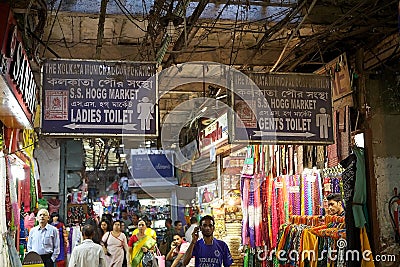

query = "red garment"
[128,234,139,247]
[5,160,12,223]
[22,166,31,212]
[48,198,61,215]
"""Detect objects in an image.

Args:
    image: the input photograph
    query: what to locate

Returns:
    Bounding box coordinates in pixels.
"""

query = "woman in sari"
[128,220,156,267]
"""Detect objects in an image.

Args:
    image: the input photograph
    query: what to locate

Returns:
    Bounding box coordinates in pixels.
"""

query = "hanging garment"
[254,174,263,247]
[51,221,67,266]
[262,174,270,249]
[28,160,37,211]
[5,157,12,224]
[241,176,250,246]
[340,153,361,267]
[248,177,256,247]
[48,198,61,215]
[32,158,42,199]
[352,147,368,228]
[1,151,12,267]
[6,233,21,267]
[360,227,375,267]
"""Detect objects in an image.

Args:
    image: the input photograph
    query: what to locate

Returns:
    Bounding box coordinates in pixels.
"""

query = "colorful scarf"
[131,235,156,267]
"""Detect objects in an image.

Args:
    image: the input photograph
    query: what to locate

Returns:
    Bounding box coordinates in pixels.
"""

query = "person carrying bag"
[154,245,165,267]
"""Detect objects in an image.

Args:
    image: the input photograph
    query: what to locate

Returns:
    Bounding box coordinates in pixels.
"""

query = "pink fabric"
[48,198,61,214]
[24,213,36,229]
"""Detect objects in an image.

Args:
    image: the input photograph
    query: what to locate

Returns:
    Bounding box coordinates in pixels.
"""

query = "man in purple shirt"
[182,215,233,267]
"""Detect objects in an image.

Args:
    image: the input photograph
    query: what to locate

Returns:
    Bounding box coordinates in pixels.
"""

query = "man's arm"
[165,244,176,260]
[27,228,34,252]
[182,242,196,266]
[51,227,61,262]
[171,253,184,267]
[99,246,107,267]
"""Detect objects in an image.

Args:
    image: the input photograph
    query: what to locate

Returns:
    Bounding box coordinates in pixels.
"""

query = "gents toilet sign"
[231,72,333,144]
[41,59,157,136]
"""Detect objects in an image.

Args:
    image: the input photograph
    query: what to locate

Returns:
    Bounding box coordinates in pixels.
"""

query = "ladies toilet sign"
[41,59,157,136]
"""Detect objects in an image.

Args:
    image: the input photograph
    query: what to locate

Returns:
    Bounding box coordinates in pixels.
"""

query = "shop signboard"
[231,72,333,144]
[0,8,38,128]
[41,59,157,136]
[131,153,174,179]
[198,113,229,153]
[314,53,352,103]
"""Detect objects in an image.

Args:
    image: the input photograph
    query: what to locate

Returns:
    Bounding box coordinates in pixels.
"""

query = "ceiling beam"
[162,0,210,67]
[240,0,306,70]
[191,0,296,7]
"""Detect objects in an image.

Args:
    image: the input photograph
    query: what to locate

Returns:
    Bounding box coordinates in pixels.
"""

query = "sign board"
[41,59,157,136]
[314,53,353,107]
[131,154,174,178]
[198,113,228,152]
[231,72,333,144]
[0,8,38,127]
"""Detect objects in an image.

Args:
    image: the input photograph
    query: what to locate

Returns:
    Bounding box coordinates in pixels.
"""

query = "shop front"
[0,3,40,265]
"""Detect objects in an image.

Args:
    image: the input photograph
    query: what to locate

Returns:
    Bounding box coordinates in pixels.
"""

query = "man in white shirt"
[27,209,60,267]
[68,224,106,267]
[185,217,202,243]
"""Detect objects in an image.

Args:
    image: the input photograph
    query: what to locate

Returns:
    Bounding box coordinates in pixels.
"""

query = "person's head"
[174,220,183,231]
[82,224,95,240]
[37,209,50,226]
[199,215,215,238]
[190,217,198,225]
[132,213,139,224]
[326,193,345,216]
[121,210,128,220]
[172,234,184,246]
[50,212,59,223]
[112,220,122,232]
[100,219,112,232]
[120,221,126,232]
[137,220,147,233]
[145,218,152,228]
[165,218,173,228]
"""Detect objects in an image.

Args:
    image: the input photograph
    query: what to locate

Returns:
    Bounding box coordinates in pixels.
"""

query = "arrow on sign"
[63,123,137,131]
[252,131,316,138]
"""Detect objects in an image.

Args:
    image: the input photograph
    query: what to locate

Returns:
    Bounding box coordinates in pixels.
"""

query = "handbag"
[155,245,165,267]
[142,251,158,267]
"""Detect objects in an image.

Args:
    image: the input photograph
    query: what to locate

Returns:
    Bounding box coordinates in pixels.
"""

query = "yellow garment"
[132,228,157,240]
[300,229,318,267]
[360,227,375,267]
[131,235,156,267]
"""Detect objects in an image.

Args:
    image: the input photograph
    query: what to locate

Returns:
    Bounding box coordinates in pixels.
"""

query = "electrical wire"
[42,0,63,58]
[229,3,241,66]
[57,16,73,58]
[187,0,232,61]
[270,0,318,72]
[114,0,147,31]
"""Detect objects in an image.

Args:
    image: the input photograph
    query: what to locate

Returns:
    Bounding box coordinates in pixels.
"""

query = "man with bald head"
[27,209,60,267]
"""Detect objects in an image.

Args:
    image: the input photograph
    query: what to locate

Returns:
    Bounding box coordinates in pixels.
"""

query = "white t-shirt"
[185,224,202,243]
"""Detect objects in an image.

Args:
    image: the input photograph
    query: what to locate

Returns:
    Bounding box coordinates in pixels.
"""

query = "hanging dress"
[51,221,67,267]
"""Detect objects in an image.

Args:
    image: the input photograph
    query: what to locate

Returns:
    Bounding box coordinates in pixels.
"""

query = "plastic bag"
[155,246,165,267]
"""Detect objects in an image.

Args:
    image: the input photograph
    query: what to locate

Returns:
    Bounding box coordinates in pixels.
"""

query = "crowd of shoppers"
[25,208,232,267]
